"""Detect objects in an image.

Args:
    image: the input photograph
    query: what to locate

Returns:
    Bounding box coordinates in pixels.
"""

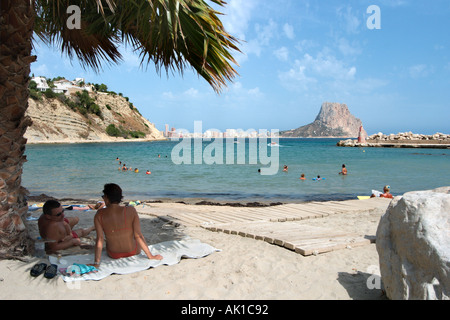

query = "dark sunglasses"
[55,209,65,217]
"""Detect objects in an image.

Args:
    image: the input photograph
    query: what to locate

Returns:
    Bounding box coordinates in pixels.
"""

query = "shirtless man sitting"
[38,200,95,253]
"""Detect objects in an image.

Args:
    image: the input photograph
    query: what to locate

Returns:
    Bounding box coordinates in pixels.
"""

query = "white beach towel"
[49,238,220,282]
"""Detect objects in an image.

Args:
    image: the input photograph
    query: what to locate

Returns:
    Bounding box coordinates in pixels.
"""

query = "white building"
[31,76,50,92]
[53,79,73,95]
[32,77,94,96]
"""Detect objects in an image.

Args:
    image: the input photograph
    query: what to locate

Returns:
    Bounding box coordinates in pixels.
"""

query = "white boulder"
[376,187,450,300]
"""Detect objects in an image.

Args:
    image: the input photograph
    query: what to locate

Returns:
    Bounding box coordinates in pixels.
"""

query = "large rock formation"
[281,102,366,138]
[25,92,164,143]
[376,187,450,300]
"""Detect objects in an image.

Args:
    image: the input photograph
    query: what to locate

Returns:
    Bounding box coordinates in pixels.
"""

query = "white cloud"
[220,0,257,41]
[184,88,199,98]
[278,61,317,91]
[336,6,361,34]
[247,87,262,97]
[337,38,362,56]
[31,64,50,77]
[215,0,259,64]
[241,19,277,59]
[279,51,362,94]
[409,64,432,79]
[274,47,289,61]
[283,23,295,39]
[255,19,277,47]
[301,52,357,80]
[162,91,175,100]
[295,39,318,53]
[121,47,142,71]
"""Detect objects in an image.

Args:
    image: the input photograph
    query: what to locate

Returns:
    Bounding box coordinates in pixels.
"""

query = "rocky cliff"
[25,92,164,143]
[281,102,366,138]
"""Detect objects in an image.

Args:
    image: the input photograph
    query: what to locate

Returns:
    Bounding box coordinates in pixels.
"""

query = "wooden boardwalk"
[137,198,391,256]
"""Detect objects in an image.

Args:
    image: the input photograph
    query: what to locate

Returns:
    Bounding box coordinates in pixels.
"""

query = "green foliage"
[94,83,108,92]
[29,90,42,101]
[28,80,42,101]
[106,124,146,139]
[29,77,146,139]
[106,124,121,137]
[29,80,37,90]
[129,130,146,138]
[75,90,102,117]
[43,88,57,99]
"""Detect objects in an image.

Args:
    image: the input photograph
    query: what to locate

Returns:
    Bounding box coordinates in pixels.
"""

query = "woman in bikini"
[92,184,162,268]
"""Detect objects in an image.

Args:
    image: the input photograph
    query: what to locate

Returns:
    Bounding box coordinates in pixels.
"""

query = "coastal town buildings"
[164,124,278,139]
[31,76,93,96]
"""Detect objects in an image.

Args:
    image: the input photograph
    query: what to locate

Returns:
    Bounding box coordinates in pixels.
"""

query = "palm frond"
[33,0,240,91]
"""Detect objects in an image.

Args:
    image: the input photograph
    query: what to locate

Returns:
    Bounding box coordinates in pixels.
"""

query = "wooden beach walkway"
[136,198,391,256]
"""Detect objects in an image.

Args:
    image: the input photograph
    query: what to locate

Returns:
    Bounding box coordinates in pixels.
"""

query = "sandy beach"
[0,197,391,301]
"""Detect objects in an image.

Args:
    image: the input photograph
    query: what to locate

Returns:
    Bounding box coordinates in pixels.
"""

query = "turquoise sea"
[22,138,450,203]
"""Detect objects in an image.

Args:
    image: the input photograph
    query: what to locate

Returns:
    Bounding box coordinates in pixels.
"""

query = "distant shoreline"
[26,137,351,145]
[27,193,285,207]
[25,137,168,145]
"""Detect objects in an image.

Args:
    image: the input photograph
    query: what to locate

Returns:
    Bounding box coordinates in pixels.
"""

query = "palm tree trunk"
[0,0,36,258]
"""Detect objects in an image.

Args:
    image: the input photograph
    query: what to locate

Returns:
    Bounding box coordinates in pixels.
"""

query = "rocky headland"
[337,132,450,149]
[25,91,164,144]
[280,102,366,138]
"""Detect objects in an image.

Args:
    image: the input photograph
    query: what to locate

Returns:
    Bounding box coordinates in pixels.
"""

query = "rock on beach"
[376,187,450,300]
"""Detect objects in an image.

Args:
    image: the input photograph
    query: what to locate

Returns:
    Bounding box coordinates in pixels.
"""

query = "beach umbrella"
[0,0,240,258]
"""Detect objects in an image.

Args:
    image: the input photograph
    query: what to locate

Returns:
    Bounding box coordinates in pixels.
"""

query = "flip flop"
[44,264,58,279]
[30,263,47,277]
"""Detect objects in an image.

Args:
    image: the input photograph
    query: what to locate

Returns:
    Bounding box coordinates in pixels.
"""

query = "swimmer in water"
[339,164,347,175]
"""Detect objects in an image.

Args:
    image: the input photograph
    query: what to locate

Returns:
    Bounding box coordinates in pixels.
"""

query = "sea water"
[22,138,450,203]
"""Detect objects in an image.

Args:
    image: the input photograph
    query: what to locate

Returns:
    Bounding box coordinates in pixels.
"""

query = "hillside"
[280,102,367,138]
[25,91,164,144]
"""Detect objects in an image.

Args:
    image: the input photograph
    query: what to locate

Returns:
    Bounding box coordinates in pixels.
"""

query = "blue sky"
[31,0,450,135]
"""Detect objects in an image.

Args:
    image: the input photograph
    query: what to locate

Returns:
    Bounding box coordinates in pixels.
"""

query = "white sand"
[0,202,387,300]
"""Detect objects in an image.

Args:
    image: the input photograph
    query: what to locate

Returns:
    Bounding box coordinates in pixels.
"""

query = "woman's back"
[92,183,162,266]
[98,205,139,256]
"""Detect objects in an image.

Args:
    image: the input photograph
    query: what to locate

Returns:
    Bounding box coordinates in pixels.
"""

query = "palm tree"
[0,0,240,259]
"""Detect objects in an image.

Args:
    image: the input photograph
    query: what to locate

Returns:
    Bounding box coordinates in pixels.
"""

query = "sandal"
[30,263,47,277]
[44,264,58,279]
